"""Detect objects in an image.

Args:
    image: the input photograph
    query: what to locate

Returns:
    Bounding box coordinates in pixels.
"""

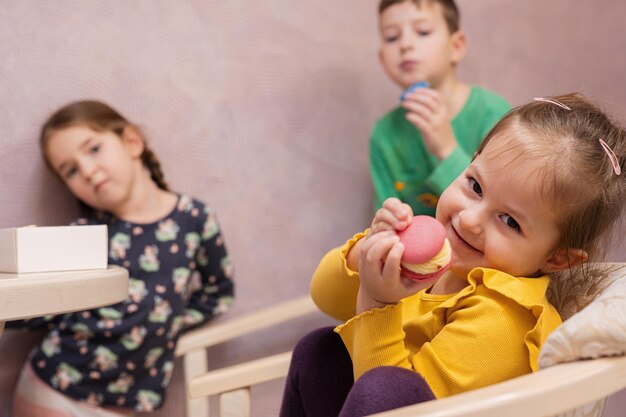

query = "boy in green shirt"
[371,0,510,215]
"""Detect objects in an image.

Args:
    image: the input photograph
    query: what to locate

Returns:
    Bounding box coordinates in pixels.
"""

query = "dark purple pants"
[280,327,436,417]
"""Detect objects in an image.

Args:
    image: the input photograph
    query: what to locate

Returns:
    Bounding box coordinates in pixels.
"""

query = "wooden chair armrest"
[175,295,317,356]
[188,354,626,417]
[372,355,626,417]
[177,295,317,417]
[188,351,293,398]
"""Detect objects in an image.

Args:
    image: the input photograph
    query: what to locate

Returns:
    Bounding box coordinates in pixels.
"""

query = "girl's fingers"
[382,197,410,213]
[383,197,402,210]
[361,229,394,252]
[373,208,399,229]
[362,233,398,267]
[381,241,404,280]
[370,222,393,235]
[380,199,413,228]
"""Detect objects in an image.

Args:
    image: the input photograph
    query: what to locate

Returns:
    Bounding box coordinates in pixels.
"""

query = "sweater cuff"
[336,303,408,380]
[340,230,369,277]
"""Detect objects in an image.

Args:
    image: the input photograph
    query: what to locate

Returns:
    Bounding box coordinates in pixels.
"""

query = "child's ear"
[121,125,145,159]
[541,248,589,273]
[449,30,467,65]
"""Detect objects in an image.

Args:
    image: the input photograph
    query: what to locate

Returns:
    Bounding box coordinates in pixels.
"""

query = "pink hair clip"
[599,139,621,176]
[533,98,620,175]
[533,97,572,110]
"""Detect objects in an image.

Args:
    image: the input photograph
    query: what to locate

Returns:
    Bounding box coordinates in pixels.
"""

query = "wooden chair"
[185,263,626,417]
[175,295,320,417]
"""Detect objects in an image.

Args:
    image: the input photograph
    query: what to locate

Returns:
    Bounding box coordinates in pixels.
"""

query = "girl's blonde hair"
[477,93,626,266]
[40,100,169,192]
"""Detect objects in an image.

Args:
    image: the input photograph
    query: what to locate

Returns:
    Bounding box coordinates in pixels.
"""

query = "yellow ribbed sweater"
[310,232,562,399]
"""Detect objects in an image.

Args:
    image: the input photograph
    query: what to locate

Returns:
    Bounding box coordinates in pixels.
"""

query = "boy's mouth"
[400,60,419,71]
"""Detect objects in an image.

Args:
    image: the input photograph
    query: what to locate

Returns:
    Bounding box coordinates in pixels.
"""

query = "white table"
[0,266,128,334]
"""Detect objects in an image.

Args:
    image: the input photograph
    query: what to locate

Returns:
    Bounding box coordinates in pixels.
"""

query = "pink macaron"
[398,215,450,282]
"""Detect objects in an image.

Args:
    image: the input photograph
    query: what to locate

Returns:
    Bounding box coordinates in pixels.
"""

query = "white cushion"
[539,265,626,368]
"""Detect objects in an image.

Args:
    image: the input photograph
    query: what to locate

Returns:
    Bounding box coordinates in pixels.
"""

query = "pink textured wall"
[0,1,625,415]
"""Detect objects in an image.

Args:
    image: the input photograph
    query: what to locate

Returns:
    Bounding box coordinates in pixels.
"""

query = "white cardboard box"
[0,225,108,273]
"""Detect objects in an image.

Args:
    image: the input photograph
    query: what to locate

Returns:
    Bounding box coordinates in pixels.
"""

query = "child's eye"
[468,177,482,196]
[413,24,432,36]
[89,144,101,154]
[64,166,78,179]
[382,29,401,43]
[500,214,521,233]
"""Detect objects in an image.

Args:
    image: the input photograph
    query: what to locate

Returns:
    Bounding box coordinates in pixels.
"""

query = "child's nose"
[78,159,98,180]
[458,207,483,235]
[399,29,415,50]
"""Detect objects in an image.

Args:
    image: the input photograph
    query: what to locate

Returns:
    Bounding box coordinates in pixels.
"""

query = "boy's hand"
[402,88,457,160]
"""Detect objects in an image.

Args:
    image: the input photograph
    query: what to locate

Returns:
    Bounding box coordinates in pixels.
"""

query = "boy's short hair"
[378,0,460,33]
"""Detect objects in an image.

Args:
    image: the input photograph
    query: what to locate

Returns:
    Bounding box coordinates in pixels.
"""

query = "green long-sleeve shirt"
[370,86,510,215]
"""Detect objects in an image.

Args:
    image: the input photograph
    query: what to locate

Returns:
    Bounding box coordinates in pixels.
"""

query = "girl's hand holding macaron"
[355,198,450,314]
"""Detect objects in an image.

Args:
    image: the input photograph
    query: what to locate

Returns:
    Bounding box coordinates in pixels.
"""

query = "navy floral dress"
[7,194,235,411]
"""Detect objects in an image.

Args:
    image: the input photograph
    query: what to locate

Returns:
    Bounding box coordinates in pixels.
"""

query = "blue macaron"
[400,81,429,101]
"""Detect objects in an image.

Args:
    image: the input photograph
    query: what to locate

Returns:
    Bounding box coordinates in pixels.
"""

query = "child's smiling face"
[378,0,464,89]
[436,134,578,279]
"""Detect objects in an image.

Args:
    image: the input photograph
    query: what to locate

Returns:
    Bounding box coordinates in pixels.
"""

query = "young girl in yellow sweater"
[280,93,626,417]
